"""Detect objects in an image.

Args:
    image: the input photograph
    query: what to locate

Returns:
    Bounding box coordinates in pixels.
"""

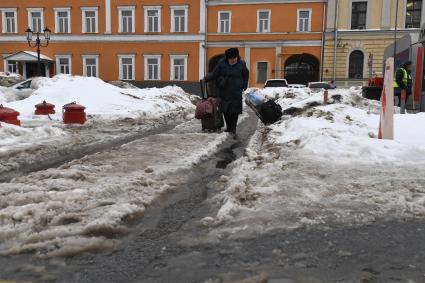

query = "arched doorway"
[348,50,364,79]
[284,54,319,85]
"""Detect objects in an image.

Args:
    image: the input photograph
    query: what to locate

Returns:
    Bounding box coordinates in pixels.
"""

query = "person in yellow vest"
[393,61,412,107]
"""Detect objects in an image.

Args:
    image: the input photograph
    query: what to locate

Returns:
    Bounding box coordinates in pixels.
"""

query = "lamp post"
[25,27,51,77]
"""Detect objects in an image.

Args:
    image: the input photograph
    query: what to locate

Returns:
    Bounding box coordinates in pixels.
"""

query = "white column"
[105,0,111,34]
[275,47,281,79]
[200,0,206,33]
[244,47,251,70]
[199,42,206,79]
[421,0,425,26]
[381,0,391,28]
[3,60,7,73]
[326,0,336,31]
[23,63,27,78]
[45,63,50,77]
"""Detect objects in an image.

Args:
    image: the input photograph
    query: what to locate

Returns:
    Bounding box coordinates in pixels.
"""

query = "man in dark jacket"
[393,60,412,107]
[204,48,249,135]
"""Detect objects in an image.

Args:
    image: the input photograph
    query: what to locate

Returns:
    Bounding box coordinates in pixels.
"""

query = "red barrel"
[63,102,86,124]
[35,101,55,115]
[0,104,20,126]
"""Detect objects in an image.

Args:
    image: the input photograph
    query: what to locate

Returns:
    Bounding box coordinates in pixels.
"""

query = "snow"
[200,87,425,242]
[3,78,425,257]
[0,120,230,257]
[0,75,196,154]
[7,75,195,121]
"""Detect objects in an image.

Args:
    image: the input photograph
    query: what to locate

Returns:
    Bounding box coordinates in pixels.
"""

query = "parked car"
[288,84,306,89]
[0,79,34,102]
[308,81,336,90]
[264,79,288,88]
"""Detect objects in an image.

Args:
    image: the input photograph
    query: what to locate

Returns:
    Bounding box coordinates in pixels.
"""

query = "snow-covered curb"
[200,87,425,241]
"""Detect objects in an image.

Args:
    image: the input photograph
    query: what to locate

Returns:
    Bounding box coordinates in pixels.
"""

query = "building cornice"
[207,0,326,5]
[207,40,321,47]
[0,34,205,43]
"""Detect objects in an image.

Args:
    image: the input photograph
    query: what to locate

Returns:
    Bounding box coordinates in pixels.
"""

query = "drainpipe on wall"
[205,0,208,76]
[320,2,327,81]
[333,0,339,82]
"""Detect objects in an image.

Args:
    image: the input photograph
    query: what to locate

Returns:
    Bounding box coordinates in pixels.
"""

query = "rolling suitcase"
[198,80,224,131]
[245,91,282,125]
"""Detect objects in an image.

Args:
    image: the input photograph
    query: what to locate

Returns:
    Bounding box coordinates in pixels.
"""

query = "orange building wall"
[0,0,103,35]
[0,42,200,81]
[208,3,325,34]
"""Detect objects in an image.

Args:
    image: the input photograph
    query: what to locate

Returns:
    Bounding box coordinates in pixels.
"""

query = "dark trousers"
[394,87,411,106]
[224,112,239,133]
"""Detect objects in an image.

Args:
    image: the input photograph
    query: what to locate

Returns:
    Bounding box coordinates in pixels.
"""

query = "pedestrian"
[204,48,249,136]
[393,60,412,107]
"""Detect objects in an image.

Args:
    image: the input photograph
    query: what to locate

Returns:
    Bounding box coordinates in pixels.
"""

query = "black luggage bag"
[245,94,282,125]
[200,80,224,131]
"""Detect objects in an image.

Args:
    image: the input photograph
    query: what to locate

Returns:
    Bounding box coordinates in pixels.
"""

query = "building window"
[27,8,44,33]
[170,55,187,81]
[297,9,311,32]
[81,8,98,33]
[118,6,135,33]
[406,0,422,28]
[83,56,99,77]
[119,55,135,80]
[7,61,18,73]
[218,11,231,33]
[257,10,270,33]
[2,9,17,33]
[144,55,161,80]
[348,50,364,79]
[257,62,268,83]
[56,56,72,74]
[351,1,367,29]
[171,6,188,32]
[144,7,161,33]
[54,9,71,33]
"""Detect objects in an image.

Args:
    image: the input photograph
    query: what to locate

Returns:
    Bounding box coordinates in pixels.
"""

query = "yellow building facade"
[323,0,425,86]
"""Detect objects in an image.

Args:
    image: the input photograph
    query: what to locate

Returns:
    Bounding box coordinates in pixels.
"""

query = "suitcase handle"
[200,79,208,99]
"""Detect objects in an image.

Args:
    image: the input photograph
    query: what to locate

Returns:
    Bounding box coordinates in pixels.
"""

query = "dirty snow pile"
[0,75,195,154]
[0,120,229,257]
[202,87,425,240]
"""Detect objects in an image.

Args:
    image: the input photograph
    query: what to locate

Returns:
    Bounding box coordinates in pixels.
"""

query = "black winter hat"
[403,60,412,67]
[225,48,239,59]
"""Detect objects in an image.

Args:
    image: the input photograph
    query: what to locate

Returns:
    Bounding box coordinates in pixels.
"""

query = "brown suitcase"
[200,80,224,131]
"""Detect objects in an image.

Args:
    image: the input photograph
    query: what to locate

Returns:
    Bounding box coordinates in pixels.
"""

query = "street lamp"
[25,26,51,77]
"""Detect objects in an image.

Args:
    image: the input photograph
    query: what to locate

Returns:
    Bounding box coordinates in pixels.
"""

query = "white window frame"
[118,6,135,33]
[256,61,268,83]
[6,60,18,73]
[170,5,188,32]
[1,8,18,33]
[144,55,161,80]
[257,9,271,33]
[348,0,370,30]
[170,55,188,81]
[82,55,99,77]
[55,55,72,75]
[81,7,98,33]
[144,6,161,33]
[297,9,312,32]
[27,8,44,33]
[218,11,231,33]
[54,8,71,33]
[118,55,136,80]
